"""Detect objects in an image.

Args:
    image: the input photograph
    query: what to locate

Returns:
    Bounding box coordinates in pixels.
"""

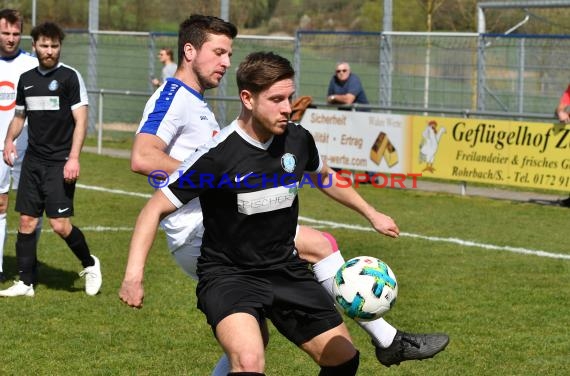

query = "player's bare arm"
[310,162,400,238]
[329,93,356,105]
[556,102,570,123]
[119,190,177,308]
[131,133,181,176]
[64,105,88,181]
[3,110,25,167]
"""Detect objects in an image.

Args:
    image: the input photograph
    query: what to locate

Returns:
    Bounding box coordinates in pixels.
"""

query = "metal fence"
[297,30,569,119]
[39,30,569,146]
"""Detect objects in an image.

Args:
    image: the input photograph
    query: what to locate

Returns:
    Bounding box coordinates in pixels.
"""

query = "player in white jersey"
[136,80,218,273]
[127,15,449,374]
[0,9,38,283]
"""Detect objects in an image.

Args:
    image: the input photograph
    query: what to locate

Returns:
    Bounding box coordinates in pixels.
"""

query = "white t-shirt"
[0,49,37,150]
[137,77,220,252]
[162,62,177,82]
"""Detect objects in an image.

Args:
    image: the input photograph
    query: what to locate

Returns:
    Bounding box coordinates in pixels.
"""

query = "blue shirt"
[327,73,369,105]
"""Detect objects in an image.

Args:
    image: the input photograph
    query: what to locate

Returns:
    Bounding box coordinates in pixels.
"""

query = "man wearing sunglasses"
[326,61,369,110]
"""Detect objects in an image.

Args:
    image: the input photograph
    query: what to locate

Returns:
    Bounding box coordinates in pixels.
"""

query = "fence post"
[294,31,301,96]
[476,34,486,111]
[97,91,103,155]
[380,33,392,107]
[149,33,156,93]
[87,0,99,134]
[517,38,525,114]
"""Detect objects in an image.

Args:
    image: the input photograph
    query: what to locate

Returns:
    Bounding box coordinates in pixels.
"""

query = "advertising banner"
[410,116,570,191]
[301,110,569,192]
[301,109,412,174]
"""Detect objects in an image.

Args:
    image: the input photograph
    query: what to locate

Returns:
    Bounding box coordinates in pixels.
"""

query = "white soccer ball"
[333,256,398,321]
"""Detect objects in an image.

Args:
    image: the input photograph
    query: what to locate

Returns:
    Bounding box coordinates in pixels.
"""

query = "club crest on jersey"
[48,80,59,91]
[281,153,296,173]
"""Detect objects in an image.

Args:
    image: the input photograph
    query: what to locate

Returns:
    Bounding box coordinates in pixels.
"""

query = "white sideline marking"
[82,226,135,232]
[298,216,570,260]
[77,183,152,198]
[6,226,135,235]
[76,184,570,260]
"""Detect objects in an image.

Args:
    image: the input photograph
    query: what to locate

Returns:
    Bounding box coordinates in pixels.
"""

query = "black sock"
[16,232,37,286]
[227,373,265,376]
[319,350,359,376]
[63,226,94,268]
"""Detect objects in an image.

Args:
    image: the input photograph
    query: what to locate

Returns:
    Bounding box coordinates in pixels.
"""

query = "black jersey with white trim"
[15,63,88,161]
[162,120,323,272]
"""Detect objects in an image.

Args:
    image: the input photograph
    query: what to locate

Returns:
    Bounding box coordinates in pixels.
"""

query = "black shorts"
[196,261,343,346]
[15,155,75,218]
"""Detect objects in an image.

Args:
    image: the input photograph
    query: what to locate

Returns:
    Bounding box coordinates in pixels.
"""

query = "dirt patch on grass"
[101,122,138,132]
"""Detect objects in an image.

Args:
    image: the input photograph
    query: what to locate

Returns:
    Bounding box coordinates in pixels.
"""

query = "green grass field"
[1,152,569,375]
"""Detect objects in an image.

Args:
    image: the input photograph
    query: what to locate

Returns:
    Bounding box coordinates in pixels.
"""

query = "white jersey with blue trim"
[0,49,37,150]
[137,77,220,161]
[137,77,220,252]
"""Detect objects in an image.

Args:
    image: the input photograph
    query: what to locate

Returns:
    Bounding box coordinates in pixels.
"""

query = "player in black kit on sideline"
[0,21,102,298]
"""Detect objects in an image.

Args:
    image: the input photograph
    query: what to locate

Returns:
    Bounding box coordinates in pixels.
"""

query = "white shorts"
[171,233,202,281]
[0,160,10,194]
[161,198,203,251]
[0,151,26,193]
[170,224,302,281]
[162,198,203,280]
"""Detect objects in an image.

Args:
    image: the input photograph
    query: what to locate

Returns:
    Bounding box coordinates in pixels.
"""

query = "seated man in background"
[326,61,369,111]
[326,61,374,179]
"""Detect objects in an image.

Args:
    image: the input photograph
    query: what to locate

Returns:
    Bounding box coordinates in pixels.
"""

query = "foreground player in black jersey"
[0,22,102,298]
[120,51,445,374]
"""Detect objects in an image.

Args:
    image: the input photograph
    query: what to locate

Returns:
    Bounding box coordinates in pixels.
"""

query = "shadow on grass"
[1,255,83,292]
[528,198,569,207]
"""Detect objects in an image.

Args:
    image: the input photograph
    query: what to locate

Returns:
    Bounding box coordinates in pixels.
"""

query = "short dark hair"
[177,14,237,62]
[161,47,174,60]
[31,21,65,43]
[236,51,295,94]
[0,8,24,28]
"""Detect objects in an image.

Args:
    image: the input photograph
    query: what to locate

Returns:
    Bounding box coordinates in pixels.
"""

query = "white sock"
[359,317,398,348]
[312,250,345,296]
[211,353,230,376]
[312,250,398,348]
[0,212,6,272]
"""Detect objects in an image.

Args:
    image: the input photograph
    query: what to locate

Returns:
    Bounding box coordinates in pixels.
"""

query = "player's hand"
[556,108,570,123]
[119,279,144,308]
[63,157,80,183]
[369,211,400,238]
[2,145,16,167]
